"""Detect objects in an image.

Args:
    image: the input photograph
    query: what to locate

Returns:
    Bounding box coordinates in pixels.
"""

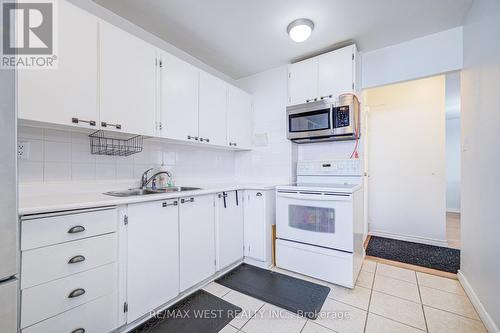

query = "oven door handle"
[277,192,351,201]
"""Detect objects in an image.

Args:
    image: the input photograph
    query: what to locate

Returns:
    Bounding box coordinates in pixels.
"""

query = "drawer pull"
[68,255,86,264]
[68,226,85,234]
[72,329,85,333]
[256,192,263,197]
[68,288,86,298]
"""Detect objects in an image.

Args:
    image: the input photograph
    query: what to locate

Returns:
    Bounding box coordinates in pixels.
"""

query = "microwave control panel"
[334,106,350,128]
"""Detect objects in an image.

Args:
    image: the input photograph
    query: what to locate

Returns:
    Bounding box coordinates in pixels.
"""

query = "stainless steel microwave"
[286,94,359,143]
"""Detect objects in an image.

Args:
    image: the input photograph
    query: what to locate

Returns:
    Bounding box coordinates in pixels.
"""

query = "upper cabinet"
[99,22,157,136]
[288,44,358,105]
[227,85,252,149]
[17,0,252,150]
[198,72,228,146]
[159,52,199,141]
[18,0,99,129]
[288,58,318,105]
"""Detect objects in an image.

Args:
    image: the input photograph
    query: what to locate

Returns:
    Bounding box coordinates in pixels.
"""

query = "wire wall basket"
[89,130,144,156]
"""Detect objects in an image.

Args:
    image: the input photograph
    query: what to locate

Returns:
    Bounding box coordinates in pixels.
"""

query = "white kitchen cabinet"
[18,0,99,129]
[126,199,179,323]
[216,191,244,270]
[243,190,275,268]
[288,57,318,105]
[100,22,157,136]
[159,52,200,141]
[318,44,357,99]
[227,86,252,149]
[199,72,228,146]
[288,44,357,106]
[179,195,215,291]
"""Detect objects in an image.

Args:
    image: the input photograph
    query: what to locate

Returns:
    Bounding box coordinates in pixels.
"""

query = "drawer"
[22,208,117,250]
[22,294,117,333]
[22,233,117,289]
[21,263,117,328]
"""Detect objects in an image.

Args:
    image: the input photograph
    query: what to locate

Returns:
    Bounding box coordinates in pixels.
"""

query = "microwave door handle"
[330,104,335,133]
[277,192,351,201]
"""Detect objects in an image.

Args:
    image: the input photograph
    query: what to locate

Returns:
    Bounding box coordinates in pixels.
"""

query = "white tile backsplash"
[18,126,237,184]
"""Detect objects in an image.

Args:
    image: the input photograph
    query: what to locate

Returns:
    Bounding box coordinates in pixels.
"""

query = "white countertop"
[19,182,281,215]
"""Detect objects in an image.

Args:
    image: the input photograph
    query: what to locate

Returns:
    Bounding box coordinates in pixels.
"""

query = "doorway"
[363,74,461,273]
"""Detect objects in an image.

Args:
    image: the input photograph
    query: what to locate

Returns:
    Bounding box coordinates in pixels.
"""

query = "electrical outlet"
[17,141,30,160]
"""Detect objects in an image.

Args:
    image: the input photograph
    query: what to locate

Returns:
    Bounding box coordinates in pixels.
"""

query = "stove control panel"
[297,159,363,176]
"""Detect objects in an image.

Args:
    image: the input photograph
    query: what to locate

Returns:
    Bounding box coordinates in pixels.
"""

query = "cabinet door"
[318,45,355,99]
[243,190,266,261]
[127,200,179,323]
[179,195,215,291]
[216,191,244,270]
[100,22,157,136]
[288,58,318,105]
[18,0,98,129]
[227,86,252,149]
[199,72,227,146]
[159,52,199,141]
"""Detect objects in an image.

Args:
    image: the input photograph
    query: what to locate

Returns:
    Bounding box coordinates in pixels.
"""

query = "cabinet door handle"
[205,138,210,143]
[71,329,85,333]
[187,135,192,140]
[162,201,178,207]
[68,225,85,234]
[68,288,86,298]
[256,192,263,197]
[101,122,122,130]
[194,136,199,141]
[68,255,86,264]
[72,118,96,126]
[181,198,195,204]
[320,95,332,100]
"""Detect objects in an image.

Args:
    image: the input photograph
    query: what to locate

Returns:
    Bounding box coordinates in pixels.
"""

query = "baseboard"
[457,271,499,333]
[446,208,461,213]
[369,230,449,247]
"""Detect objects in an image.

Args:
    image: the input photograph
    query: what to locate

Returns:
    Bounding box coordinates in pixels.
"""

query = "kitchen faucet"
[140,168,172,189]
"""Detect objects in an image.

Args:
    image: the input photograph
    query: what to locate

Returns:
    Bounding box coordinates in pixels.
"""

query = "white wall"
[235,66,296,184]
[17,126,236,185]
[362,27,463,89]
[446,118,461,212]
[365,76,447,246]
[460,0,500,331]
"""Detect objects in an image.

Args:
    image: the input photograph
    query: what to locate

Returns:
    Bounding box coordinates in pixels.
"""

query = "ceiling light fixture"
[287,18,314,43]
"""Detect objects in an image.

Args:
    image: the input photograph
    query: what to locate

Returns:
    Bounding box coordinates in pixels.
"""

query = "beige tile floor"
[203,259,487,333]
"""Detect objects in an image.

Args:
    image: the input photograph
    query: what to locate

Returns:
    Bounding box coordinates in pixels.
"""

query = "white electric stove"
[275,159,365,288]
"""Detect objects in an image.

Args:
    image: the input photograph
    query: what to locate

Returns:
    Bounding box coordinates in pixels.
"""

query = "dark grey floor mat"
[130,290,241,333]
[215,264,330,319]
[366,236,460,273]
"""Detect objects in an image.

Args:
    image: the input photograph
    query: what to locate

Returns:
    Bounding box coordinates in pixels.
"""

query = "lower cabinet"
[126,199,179,323]
[243,190,275,267]
[179,195,216,291]
[216,191,244,270]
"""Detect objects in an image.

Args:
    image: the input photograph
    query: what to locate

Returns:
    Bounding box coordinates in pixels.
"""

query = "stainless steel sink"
[104,186,202,197]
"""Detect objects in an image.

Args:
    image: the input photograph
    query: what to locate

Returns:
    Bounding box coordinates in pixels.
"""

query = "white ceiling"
[93,0,473,79]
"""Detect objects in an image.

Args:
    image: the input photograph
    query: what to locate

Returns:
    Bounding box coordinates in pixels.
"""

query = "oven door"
[287,100,333,140]
[276,191,354,252]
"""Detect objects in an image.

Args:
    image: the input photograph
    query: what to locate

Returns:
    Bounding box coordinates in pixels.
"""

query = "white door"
[100,22,157,136]
[227,86,252,149]
[318,45,355,99]
[126,199,179,322]
[243,190,266,261]
[216,191,244,270]
[18,0,99,129]
[366,76,446,242]
[179,195,215,291]
[159,52,199,141]
[199,72,227,146]
[288,58,318,105]
[276,191,354,252]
